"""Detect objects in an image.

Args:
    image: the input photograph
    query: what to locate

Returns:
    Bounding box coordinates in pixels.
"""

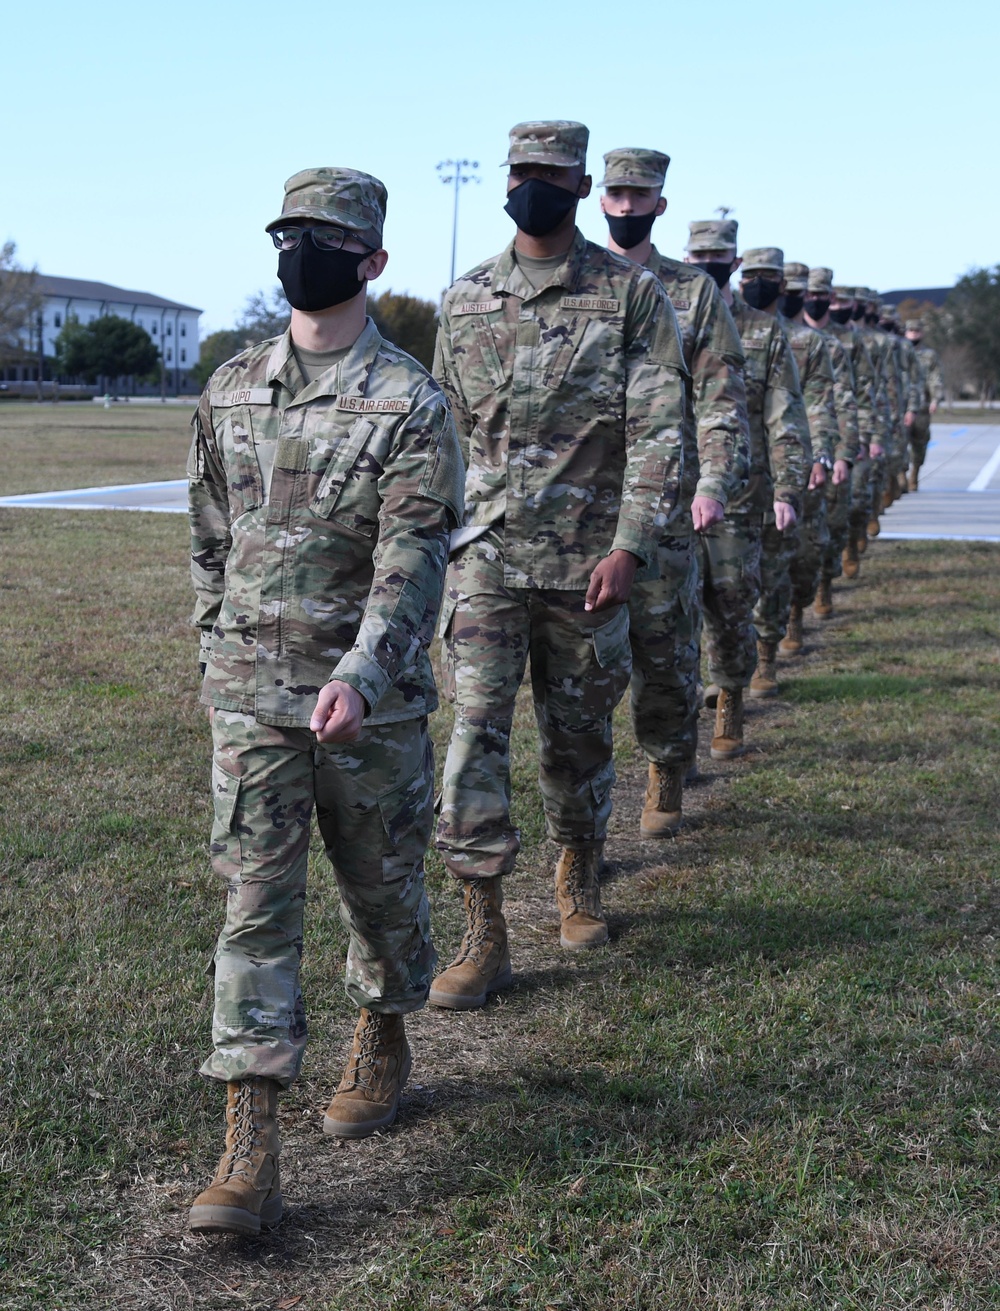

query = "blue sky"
[3,0,995,335]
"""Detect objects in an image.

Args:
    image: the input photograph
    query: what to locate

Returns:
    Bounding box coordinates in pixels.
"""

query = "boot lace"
[344,1013,386,1094]
[223,1081,262,1180]
[561,851,591,915]
[456,879,495,965]
[653,764,677,810]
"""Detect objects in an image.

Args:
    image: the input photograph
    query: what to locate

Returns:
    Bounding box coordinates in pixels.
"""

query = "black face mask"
[780,292,804,318]
[742,276,782,310]
[804,297,830,322]
[606,210,657,249]
[278,242,368,312]
[850,303,866,321]
[700,260,734,290]
[865,311,879,326]
[829,306,853,324]
[504,177,579,237]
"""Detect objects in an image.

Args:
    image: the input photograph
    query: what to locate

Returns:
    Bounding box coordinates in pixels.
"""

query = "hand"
[691,495,725,532]
[858,444,870,461]
[832,459,849,485]
[208,706,215,724]
[870,442,884,458]
[904,410,915,427]
[807,461,827,491]
[929,400,938,415]
[774,500,797,532]
[310,680,367,743]
[585,549,640,612]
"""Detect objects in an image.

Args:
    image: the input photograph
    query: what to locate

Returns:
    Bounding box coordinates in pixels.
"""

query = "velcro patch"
[560,296,620,312]
[741,336,768,350]
[275,437,309,471]
[210,388,273,406]
[454,299,504,315]
[670,298,691,312]
[336,396,411,415]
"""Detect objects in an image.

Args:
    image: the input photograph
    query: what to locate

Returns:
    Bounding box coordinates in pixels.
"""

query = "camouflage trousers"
[436,531,632,880]
[822,474,852,582]
[849,451,874,540]
[754,518,800,645]
[200,710,436,1087]
[909,412,932,470]
[696,513,762,689]
[789,487,830,609]
[628,531,699,767]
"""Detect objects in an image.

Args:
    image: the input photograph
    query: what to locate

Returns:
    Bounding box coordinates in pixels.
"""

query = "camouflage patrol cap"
[784,262,809,292]
[599,147,671,188]
[904,319,923,332]
[687,219,738,252]
[741,246,784,275]
[266,167,386,248]
[502,121,589,168]
[808,267,834,294]
[832,285,858,301]
[879,302,899,321]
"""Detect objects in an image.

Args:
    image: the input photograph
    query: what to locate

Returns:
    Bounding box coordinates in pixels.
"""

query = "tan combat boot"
[842,539,860,579]
[907,466,918,492]
[428,878,512,1010]
[554,847,608,950]
[710,687,744,759]
[639,762,684,838]
[323,1010,411,1138]
[898,470,909,495]
[867,516,880,539]
[189,1078,283,1236]
[779,604,804,655]
[814,577,833,619]
[749,641,778,699]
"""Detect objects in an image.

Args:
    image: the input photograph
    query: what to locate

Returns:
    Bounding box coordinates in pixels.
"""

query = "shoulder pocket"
[214,404,263,515]
[310,418,380,534]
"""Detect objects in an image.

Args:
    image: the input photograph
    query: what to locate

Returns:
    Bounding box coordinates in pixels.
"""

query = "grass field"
[2,406,1000,1310]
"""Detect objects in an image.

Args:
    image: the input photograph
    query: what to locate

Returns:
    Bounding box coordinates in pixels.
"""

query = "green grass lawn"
[2,410,999,1309]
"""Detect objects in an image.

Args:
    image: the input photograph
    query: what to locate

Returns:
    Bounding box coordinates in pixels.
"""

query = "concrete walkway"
[880,423,1000,542]
[0,424,997,539]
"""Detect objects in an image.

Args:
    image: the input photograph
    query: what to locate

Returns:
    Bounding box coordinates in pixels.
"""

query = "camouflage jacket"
[644,247,749,514]
[858,326,895,447]
[188,319,465,728]
[915,344,945,408]
[778,314,840,465]
[818,328,860,464]
[727,294,810,516]
[433,229,688,589]
[898,337,925,413]
[824,321,879,449]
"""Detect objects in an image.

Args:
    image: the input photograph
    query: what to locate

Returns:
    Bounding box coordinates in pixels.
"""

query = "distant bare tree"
[0,242,41,363]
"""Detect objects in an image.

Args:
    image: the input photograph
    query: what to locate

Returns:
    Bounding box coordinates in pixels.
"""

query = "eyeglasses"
[270,225,375,254]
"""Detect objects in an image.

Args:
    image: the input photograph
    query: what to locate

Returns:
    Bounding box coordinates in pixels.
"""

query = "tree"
[941,267,1000,401]
[369,291,438,369]
[0,242,40,363]
[238,287,291,341]
[192,329,247,389]
[56,314,159,387]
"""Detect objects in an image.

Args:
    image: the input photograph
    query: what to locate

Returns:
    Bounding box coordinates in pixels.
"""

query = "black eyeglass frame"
[270,225,377,254]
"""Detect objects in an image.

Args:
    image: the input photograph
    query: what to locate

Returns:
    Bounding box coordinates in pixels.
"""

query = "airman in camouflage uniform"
[188,168,464,1237]
[862,290,909,517]
[686,223,809,756]
[905,318,945,490]
[431,122,687,1007]
[774,260,844,654]
[827,285,880,578]
[800,266,860,620]
[600,146,748,835]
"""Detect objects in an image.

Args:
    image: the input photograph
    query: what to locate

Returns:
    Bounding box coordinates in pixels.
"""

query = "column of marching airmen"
[184,121,947,1236]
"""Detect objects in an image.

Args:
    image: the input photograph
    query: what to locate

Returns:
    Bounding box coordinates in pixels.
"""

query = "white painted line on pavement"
[879,532,1000,542]
[968,442,1000,492]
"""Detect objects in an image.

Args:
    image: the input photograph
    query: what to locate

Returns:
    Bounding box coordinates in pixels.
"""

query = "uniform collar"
[265,317,383,405]
[490,228,589,297]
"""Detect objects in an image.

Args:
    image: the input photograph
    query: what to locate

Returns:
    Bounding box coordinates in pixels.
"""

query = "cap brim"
[598,174,662,187]
[500,153,582,167]
[264,204,375,239]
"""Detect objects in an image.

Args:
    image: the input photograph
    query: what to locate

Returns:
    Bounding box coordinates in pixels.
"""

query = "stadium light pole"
[437,159,480,287]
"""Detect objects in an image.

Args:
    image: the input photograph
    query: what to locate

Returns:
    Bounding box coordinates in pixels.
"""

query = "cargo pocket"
[589,605,631,671]
[377,755,434,883]
[310,418,378,531]
[210,756,242,879]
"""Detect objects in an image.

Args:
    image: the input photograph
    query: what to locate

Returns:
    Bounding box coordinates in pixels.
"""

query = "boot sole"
[559,928,609,950]
[322,1051,412,1138]
[639,817,681,839]
[748,686,778,700]
[189,1195,283,1236]
[710,743,745,760]
[428,961,514,1011]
